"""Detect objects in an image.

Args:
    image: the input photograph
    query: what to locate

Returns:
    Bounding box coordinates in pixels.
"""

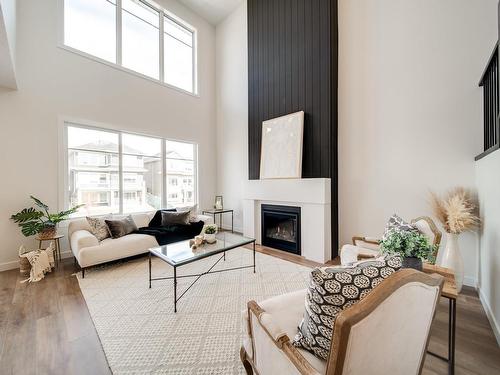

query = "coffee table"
[148,232,256,312]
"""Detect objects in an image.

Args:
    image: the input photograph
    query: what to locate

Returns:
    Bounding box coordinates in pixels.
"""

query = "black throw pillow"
[149,209,176,227]
[161,211,190,226]
[105,215,138,239]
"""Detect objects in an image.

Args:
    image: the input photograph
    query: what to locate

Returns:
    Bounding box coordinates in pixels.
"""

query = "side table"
[202,209,234,232]
[36,234,64,267]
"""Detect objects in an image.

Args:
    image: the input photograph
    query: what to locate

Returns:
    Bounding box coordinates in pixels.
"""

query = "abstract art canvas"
[260,111,304,179]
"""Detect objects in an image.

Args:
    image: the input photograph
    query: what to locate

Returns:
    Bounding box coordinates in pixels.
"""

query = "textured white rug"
[77,247,311,374]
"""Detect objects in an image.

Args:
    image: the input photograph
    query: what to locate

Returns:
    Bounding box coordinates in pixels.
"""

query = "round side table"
[35,234,64,267]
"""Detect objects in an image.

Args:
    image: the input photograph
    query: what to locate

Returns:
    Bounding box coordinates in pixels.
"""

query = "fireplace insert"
[261,204,301,255]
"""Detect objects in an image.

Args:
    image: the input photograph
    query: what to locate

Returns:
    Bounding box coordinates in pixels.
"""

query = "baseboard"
[463,276,478,288]
[0,250,74,272]
[479,286,500,346]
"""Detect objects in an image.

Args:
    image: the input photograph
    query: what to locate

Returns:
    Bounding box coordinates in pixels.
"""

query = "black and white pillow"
[292,255,402,360]
[381,214,418,241]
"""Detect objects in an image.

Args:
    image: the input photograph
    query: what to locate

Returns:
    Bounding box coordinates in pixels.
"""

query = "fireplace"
[261,204,301,255]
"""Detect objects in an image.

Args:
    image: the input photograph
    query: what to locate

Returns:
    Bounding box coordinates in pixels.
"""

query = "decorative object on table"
[18,242,55,283]
[379,229,437,271]
[203,224,218,244]
[10,195,83,239]
[214,196,223,210]
[189,234,205,250]
[260,111,304,179]
[431,188,479,292]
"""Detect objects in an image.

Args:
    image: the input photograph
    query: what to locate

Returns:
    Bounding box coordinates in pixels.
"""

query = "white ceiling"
[178,0,243,25]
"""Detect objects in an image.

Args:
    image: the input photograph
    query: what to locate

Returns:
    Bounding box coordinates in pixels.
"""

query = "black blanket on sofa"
[134,210,204,246]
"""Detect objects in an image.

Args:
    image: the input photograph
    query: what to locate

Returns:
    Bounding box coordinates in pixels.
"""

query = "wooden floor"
[1,248,499,375]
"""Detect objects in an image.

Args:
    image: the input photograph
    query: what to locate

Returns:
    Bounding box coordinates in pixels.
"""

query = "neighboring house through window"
[65,122,197,216]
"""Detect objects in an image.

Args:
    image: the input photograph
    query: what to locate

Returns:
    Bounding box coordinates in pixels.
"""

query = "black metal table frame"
[149,240,256,312]
[202,209,234,233]
[427,296,456,375]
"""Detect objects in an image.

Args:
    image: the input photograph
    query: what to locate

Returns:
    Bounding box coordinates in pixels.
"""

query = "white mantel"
[243,178,332,263]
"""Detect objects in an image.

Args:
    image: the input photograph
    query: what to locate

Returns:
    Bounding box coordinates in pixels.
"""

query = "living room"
[1,0,500,374]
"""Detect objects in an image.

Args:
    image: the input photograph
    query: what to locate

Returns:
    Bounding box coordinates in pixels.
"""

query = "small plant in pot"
[379,229,436,271]
[203,224,218,244]
[11,196,83,239]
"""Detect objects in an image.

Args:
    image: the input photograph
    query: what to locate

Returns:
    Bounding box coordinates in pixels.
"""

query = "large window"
[63,0,196,93]
[66,123,197,216]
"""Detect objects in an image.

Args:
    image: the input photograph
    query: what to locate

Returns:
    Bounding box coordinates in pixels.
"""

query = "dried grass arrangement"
[430,188,479,234]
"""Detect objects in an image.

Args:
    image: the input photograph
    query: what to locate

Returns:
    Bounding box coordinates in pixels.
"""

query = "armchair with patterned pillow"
[241,268,444,375]
[340,215,442,266]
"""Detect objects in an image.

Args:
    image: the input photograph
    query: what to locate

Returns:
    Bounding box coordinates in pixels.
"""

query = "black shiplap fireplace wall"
[247,0,339,257]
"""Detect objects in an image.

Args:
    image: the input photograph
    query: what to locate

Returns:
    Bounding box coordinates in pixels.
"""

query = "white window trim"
[57,0,199,97]
[58,116,199,216]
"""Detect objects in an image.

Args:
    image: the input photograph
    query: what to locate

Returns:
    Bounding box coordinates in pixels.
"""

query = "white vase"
[440,233,464,293]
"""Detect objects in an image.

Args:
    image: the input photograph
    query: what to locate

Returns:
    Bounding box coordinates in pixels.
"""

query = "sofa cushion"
[293,255,402,360]
[105,215,138,238]
[77,233,158,267]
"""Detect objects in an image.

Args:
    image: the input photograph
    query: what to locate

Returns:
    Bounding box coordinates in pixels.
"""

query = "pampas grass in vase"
[430,188,479,292]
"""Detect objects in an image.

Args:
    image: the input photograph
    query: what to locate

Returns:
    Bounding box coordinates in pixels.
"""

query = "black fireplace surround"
[261,204,301,255]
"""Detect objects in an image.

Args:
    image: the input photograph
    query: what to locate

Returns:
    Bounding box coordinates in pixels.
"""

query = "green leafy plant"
[380,229,436,263]
[10,196,83,236]
[204,224,217,235]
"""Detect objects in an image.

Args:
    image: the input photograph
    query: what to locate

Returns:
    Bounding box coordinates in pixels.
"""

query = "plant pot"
[39,224,57,239]
[402,257,423,271]
[204,233,216,244]
[440,233,464,293]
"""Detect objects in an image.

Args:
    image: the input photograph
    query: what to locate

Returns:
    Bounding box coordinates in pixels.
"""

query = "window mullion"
[159,11,165,82]
[162,140,167,208]
[116,0,122,66]
[118,132,124,214]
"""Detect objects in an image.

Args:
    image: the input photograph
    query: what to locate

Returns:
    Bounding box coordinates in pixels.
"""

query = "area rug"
[76,247,311,374]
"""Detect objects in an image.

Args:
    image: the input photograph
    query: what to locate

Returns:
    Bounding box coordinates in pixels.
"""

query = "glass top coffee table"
[148,232,256,312]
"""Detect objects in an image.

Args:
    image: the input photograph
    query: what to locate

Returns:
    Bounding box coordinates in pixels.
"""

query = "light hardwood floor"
[0,248,499,375]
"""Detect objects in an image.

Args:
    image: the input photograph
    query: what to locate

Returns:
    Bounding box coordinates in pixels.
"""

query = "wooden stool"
[36,234,64,267]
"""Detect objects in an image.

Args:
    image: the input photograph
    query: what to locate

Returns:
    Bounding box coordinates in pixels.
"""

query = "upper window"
[63,0,196,94]
[65,123,197,216]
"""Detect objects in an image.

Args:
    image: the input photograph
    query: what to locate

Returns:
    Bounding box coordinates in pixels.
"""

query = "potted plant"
[431,188,479,292]
[11,196,83,239]
[203,224,218,244]
[379,229,436,271]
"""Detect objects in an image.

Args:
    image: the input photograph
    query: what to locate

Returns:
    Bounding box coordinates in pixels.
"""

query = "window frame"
[59,118,198,217]
[58,0,198,96]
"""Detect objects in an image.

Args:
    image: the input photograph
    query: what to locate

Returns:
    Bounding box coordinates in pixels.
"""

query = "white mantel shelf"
[243,178,332,263]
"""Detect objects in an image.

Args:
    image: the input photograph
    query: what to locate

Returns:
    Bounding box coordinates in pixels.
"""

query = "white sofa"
[68,211,212,276]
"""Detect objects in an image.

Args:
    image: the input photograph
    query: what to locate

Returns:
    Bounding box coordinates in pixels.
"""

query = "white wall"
[215,0,247,232]
[0,0,216,270]
[338,0,497,286]
[475,151,500,344]
[216,0,497,286]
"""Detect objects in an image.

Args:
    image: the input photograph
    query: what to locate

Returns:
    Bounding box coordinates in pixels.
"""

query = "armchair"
[241,269,443,375]
[341,216,442,266]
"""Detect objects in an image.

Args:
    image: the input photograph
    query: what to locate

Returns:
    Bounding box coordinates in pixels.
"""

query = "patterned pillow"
[105,215,138,239]
[86,216,111,241]
[293,255,402,360]
[381,214,418,241]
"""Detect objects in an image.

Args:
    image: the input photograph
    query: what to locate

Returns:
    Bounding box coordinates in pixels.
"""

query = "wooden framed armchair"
[341,216,442,266]
[241,269,443,375]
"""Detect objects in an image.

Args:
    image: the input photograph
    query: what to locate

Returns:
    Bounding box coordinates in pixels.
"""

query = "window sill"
[475,144,500,161]
[57,44,200,98]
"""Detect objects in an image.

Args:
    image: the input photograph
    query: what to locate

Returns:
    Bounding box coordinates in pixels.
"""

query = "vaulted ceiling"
[178,0,243,25]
